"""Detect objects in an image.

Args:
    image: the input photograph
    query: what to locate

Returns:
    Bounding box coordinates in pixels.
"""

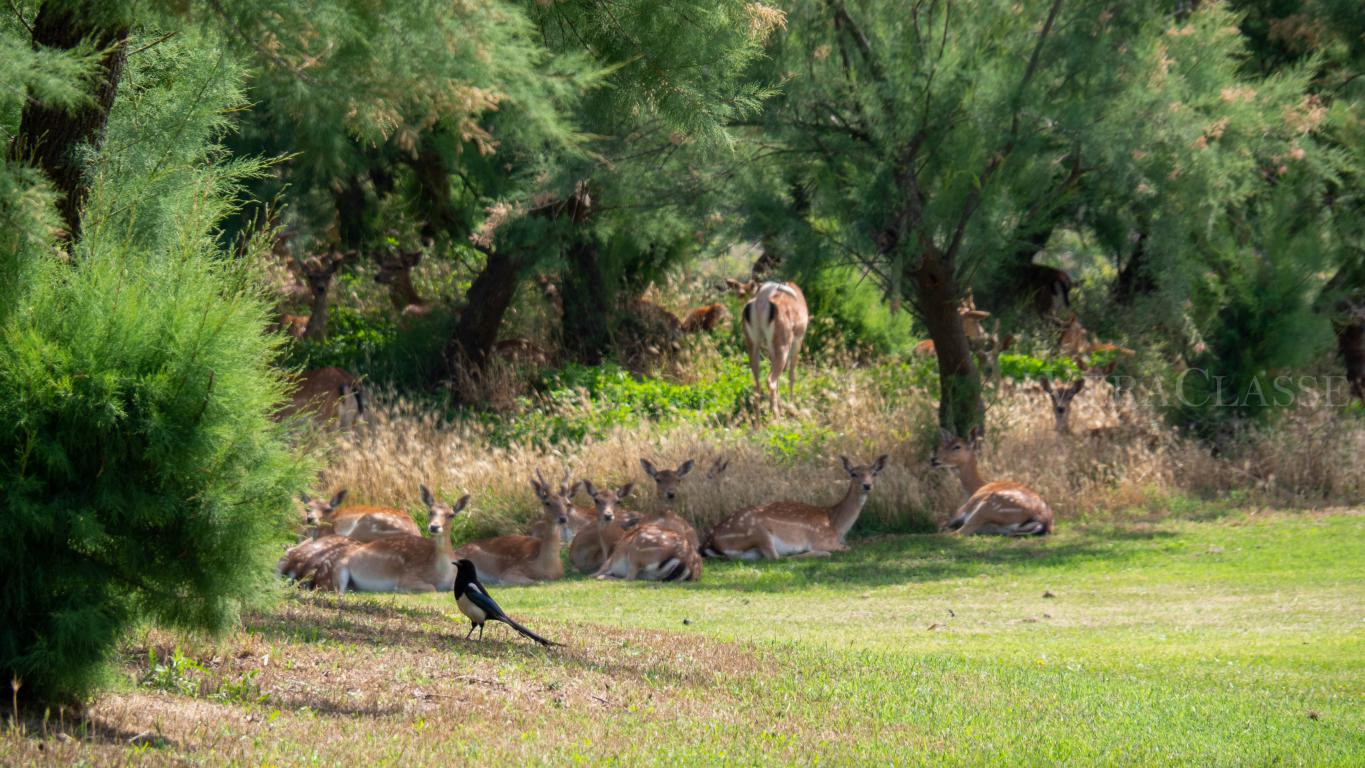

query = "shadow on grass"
[245,594,732,690]
[669,524,1179,593]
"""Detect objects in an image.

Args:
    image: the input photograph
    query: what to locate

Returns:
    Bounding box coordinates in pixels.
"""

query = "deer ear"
[1038,377,1053,393]
[677,459,694,477]
[839,455,854,475]
[1070,379,1086,395]
[709,457,729,478]
[529,478,544,496]
[618,482,634,499]
[299,493,311,504]
[639,458,657,478]
[453,494,470,513]
[419,484,434,509]
[872,454,889,474]
[938,427,956,445]
[328,489,348,509]
[569,480,583,497]
[583,480,596,497]
[967,426,982,447]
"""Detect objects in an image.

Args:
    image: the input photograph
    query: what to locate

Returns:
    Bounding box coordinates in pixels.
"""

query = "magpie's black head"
[452,558,479,588]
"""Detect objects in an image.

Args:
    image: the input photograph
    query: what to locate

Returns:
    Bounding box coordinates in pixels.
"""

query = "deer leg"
[767,342,789,415]
[757,531,781,560]
[745,337,764,407]
[625,558,641,580]
[787,331,804,402]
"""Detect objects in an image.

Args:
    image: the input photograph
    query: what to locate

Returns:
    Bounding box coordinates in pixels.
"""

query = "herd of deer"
[275,276,1155,594]
[278,432,1055,593]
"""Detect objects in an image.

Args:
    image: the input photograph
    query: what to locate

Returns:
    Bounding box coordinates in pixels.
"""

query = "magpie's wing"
[463,581,507,621]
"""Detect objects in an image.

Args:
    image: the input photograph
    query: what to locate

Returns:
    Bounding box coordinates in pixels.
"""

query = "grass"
[6,509,1362,765]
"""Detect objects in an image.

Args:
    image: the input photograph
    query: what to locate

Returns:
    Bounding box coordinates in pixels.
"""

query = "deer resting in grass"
[931,428,1053,536]
[742,281,809,414]
[297,489,420,542]
[532,469,594,536]
[595,525,702,582]
[454,498,570,585]
[702,455,888,560]
[334,486,468,593]
[277,495,356,587]
[569,481,635,574]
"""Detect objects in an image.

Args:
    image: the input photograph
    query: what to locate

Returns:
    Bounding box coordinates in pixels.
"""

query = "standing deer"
[453,504,570,585]
[702,455,888,560]
[333,486,468,593]
[374,247,427,315]
[296,250,351,340]
[742,281,810,414]
[297,489,420,541]
[1038,378,1087,435]
[568,481,635,574]
[931,428,1053,535]
[281,367,366,430]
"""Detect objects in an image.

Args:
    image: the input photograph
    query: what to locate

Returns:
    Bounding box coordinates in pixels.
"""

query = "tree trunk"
[907,249,983,435]
[1336,316,1365,403]
[9,2,130,241]
[409,139,458,243]
[561,235,612,364]
[1114,230,1156,305]
[445,250,521,388]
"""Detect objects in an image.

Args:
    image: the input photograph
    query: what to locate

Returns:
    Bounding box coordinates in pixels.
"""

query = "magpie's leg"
[465,623,476,640]
[478,623,485,641]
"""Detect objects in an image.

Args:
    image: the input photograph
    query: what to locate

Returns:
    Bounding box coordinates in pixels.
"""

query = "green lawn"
[10,511,1364,766]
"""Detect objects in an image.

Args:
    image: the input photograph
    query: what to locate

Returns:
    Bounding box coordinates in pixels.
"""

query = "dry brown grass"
[311,354,1364,546]
[1,593,773,766]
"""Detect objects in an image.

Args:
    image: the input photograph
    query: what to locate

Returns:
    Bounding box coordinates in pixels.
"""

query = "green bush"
[0,36,307,704]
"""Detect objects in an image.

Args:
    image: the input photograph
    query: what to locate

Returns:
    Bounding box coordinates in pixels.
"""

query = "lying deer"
[299,489,420,541]
[742,281,810,414]
[592,458,724,581]
[453,502,569,585]
[595,525,702,582]
[1058,313,1135,361]
[333,486,468,593]
[931,428,1053,535]
[702,455,888,559]
[532,469,594,535]
[282,367,366,430]
[569,481,634,574]
[277,498,355,587]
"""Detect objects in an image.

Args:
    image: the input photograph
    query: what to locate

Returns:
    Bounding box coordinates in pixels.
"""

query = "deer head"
[420,484,468,536]
[300,489,348,526]
[639,458,695,503]
[839,454,889,493]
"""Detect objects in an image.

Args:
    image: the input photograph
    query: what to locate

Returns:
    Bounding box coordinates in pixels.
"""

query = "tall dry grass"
[309,356,1365,545]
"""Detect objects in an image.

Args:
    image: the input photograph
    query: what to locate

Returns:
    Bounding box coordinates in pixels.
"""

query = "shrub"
[0,36,307,704]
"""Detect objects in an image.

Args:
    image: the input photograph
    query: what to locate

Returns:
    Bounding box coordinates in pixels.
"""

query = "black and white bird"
[451,558,556,646]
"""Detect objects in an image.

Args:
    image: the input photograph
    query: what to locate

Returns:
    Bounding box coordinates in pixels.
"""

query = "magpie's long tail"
[496,615,557,646]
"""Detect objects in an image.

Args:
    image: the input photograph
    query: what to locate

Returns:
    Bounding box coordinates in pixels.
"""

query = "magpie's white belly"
[457,594,487,623]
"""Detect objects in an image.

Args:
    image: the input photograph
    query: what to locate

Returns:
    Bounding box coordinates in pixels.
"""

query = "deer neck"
[596,517,621,553]
[536,522,563,569]
[828,479,869,539]
[955,456,987,496]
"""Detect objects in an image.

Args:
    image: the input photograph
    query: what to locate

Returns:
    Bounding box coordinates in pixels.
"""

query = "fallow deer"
[453,505,570,585]
[702,455,888,559]
[1058,313,1136,361]
[1020,263,1072,320]
[742,281,810,414]
[282,367,366,430]
[595,525,702,581]
[374,247,427,315]
[680,303,731,333]
[1039,377,1086,435]
[912,299,991,357]
[638,456,731,549]
[277,498,354,587]
[568,481,635,574]
[931,428,1053,535]
[295,250,351,340]
[333,486,468,593]
[299,489,420,541]
[531,469,593,535]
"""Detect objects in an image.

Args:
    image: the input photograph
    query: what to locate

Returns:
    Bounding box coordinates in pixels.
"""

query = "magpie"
[451,559,557,646]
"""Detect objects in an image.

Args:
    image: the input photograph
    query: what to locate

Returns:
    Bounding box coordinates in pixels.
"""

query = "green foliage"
[0,34,307,703]
[799,265,914,356]
[997,354,1082,383]
[490,361,751,448]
